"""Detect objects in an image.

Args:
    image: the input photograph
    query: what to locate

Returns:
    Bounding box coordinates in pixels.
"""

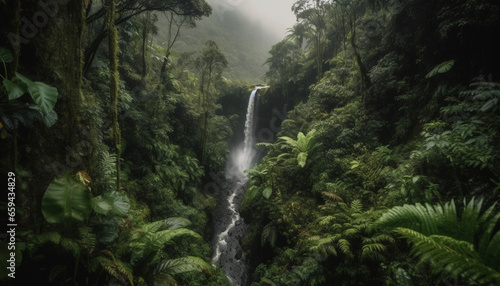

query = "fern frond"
[351,200,363,213]
[155,256,211,276]
[361,243,386,255]
[162,217,192,230]
[374,202,449,235]
[60,238,80,258]
[317,215,335,226]
[343,227,359,237]
[150,228,201,250]
[49,265,67,282]
[395,227,500,285]
[337,238,352,257]
[364,233,396,244]
[79,226,96,250]
[142,220,166,234]
[95,254,134,286]
[309,235,339,259]
[35,231,62,245]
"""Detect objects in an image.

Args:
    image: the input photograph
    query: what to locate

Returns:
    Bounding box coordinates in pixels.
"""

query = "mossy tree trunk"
[107,0,121,191]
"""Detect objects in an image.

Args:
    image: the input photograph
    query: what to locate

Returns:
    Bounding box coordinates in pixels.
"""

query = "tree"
[160,11,198,84]
[292,0,330,78]
[195,40,228,164]
[106,0,121,191]
[138,11,158,83]
[84,0,212,73]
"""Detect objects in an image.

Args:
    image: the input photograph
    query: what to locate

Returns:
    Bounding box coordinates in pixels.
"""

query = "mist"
[209,0,298,40]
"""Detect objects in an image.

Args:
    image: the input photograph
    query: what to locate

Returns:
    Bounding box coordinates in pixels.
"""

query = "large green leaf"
[425,60,454,78]
[297,152,308,167]
[3,78,27,100]
[28,81,58,115]
[42,108,58,127]
[92,195,113,215]
[92,191,130,217]
[0,47,12,63]
[41,173,92,223]
[262,186,272,199]
[105,191,130,216]
[15,72,58,115]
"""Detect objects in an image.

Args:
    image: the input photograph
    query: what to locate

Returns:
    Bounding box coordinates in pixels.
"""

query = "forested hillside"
[155,7,279,82]
[1,0,500,286]
[243,0,500,285]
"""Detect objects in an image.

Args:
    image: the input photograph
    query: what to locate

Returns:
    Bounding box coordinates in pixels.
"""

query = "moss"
[106,0,121,191]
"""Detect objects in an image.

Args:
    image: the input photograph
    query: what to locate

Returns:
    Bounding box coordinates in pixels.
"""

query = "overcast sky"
[209,0,298,39]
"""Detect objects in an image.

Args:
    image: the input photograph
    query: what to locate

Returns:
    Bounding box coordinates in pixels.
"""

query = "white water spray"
[211,87,266,285]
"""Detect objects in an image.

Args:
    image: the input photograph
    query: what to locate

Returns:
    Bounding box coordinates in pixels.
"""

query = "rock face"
[211,179,249,285]
[211,89,260,285]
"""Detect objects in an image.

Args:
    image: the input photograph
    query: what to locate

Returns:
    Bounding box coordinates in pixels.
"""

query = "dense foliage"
[242,0,500,285]
[0,0,240,285]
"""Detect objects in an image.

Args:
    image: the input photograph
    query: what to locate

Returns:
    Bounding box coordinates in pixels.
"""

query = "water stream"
[211,88,263,285]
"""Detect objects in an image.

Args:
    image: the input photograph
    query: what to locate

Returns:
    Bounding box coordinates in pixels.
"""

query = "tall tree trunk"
[107,0,121,191]
[141,12,151,84]
[349,13,371,101]
[200,67,212,166]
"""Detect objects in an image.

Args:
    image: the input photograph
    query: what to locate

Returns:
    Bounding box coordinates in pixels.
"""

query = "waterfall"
[241,89,257,173]
[211,87,264,285]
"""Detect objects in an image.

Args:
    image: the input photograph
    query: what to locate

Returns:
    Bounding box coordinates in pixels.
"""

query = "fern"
[34,231,62,245]
[61,238,80,258]
[154,256,211,276]
[162,217,192,230]
[375,198,500,284]
[395,228,500,285]
[317,215,335,226]
[79,226,97,250]
[350,200,363,213]
[309,234,338,259]
[48,265,68,282]
[337,238,352,258]
[150,228,201,249]
[95,253,134,286]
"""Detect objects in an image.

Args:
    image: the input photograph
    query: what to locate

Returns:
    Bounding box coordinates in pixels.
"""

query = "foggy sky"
[209,0,298,39]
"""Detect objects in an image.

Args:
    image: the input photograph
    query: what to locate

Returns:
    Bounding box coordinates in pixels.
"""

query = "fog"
[209,0,298,39]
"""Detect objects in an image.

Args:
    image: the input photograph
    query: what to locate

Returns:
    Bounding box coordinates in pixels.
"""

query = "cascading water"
[212,87,266,285]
